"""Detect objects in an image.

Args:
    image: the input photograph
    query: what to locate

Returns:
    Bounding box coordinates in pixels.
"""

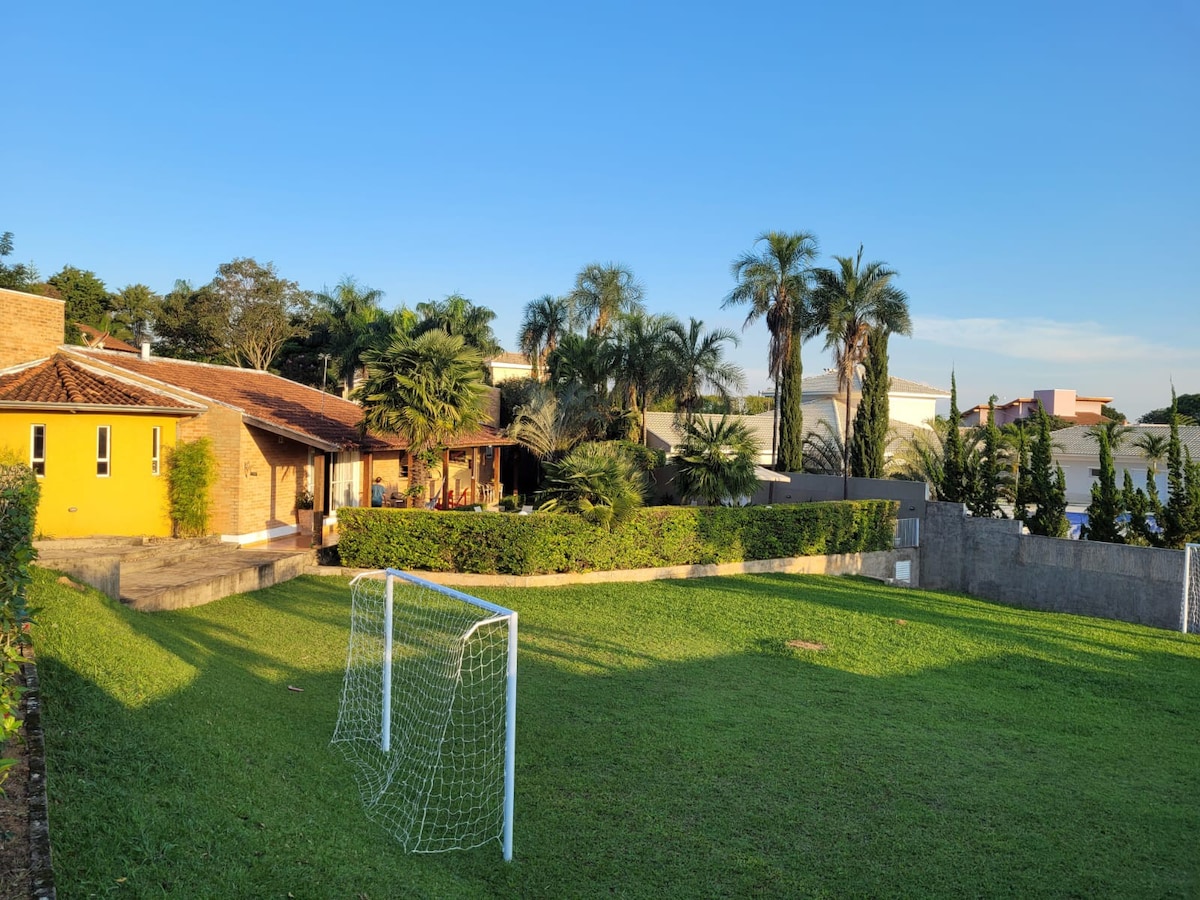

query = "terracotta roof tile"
[0,355,201,410]
[70,349,514,452]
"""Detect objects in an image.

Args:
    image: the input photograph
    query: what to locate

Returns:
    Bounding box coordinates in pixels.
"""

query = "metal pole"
[382,574,394,751]
[502,611,518,861]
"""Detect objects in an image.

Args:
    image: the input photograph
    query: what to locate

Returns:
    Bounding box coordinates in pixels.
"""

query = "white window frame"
[151,427,161,475]
[30,424,45,477]
[97,425,111,477]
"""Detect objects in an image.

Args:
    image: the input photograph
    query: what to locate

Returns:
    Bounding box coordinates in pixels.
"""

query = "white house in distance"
[644,370,949,467]
[484,351,536,384]
[1050,424,1200,507]
[963,389,1113,428]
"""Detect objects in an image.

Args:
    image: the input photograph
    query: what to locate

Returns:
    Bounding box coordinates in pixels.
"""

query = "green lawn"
[30,568,1200,898]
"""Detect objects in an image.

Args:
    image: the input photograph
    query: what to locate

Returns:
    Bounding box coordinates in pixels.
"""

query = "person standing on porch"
[371,477,386,507]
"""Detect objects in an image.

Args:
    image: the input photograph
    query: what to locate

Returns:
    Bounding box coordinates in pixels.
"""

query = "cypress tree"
[1026,403,1069,537]
[941,371,968,504]
[968,395,1003,518]
[1081,425,1123,542]
[1160,388,1200,547]
[849,329,889,479]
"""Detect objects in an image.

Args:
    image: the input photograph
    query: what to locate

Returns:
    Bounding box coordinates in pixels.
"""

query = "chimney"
[140,341,152,360]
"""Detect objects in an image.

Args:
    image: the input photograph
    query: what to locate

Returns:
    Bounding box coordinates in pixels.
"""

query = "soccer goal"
[1184,544,1200,634]
[331,569,518,860]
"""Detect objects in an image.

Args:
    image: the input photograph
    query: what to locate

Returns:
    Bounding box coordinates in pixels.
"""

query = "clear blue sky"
[5,1,1197,419]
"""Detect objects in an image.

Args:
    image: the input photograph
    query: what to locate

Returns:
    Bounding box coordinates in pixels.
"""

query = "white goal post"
[331,569,518,860]
[1184,544,1200,635]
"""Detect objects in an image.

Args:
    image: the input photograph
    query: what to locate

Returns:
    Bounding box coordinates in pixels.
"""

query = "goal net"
[1185,544,1200,634]
[331,569,517,860]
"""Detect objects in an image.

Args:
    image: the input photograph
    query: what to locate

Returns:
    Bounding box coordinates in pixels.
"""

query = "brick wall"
[177,405,243,536]
[1,289,65,368]
[239,428,309,534]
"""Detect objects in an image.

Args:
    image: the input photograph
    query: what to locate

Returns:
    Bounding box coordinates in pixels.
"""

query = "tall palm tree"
[661,317,745,419]
[356,330,489,506]
[546,332,610,398]
[1086,419,1134,450]
[812,246,912,497]
[517,294,573,377]
[569,263,645,337]
[723,231,821,471]
[608,312,673,444]
[315,277,398,396]
[414,293,501,359]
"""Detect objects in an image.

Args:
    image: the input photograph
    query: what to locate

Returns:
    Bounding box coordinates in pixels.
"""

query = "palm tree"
[506,384,604,460]
[538,442,649,529]
[660,317,745,419]
[608,312,673,444]
[315,277,399,396]
[812,246,912,497]
[1086,419,1134,450]
[415,293,501,359]
[569,263,645,336]
[546,332,610,398]
[517,294,573,377]
[1133,432,1169,477]
[723,231,821,471]
[802,420,846,476]
[356,330,490,507]
[673,416,761,506]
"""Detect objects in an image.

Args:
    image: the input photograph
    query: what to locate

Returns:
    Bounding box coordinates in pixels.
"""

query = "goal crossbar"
[338,569,518,860]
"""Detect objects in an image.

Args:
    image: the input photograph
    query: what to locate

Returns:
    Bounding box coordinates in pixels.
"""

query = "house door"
[330,450,361,510]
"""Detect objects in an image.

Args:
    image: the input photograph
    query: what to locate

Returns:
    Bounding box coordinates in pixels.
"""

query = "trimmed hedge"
[335,501,898,575]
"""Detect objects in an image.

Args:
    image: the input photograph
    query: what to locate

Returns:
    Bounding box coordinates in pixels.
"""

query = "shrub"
[0,461,39,790]
[166,438,216,537]
[336,500,897,575]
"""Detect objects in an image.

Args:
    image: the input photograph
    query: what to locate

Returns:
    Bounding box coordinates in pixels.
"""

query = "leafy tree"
[673,415,761,506]
[660,317,744,418]
[1139,394,1200,425]
[813,245,912,493]
[941,373,969,504]
[538,441,649,529]
[1101,404,1126,423]
[210,258,310,370]
[357,330,489,506]
[415,293,501,360]
[0,231,38,290]
[1024,403,1069,537]
[47,265,112,334]
[569,264,645,337]
[517,294,573,377]
[153,279,231,362]
[109,283,161,345]
[723,231,820,471]
[1081,424,1123,543]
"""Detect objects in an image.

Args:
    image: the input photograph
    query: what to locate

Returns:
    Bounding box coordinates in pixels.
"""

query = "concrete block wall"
[0,289,64,368]
[920,502,1187,631]
[750,473,927,518]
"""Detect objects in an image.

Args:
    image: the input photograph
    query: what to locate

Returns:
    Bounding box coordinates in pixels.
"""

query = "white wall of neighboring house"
[888,393,941,428]
[1058,454,1167,507]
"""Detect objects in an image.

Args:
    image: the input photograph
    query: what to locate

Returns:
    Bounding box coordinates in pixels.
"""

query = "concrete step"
[120,546,312,611]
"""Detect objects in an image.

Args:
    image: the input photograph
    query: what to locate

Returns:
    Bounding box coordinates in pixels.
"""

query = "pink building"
[963,389,1114,427]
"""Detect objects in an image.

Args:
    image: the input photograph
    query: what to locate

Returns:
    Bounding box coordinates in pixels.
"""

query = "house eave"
[0,401,201,416]
[241,414,343,453]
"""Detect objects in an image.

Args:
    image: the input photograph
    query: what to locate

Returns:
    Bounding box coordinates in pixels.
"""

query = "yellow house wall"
[0,410,177,538]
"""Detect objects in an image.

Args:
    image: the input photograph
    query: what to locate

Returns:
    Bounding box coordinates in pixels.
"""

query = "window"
[30,425,45,477]
[1089,468,1102,478]
[151,427,161,475]
[97,426,111,477]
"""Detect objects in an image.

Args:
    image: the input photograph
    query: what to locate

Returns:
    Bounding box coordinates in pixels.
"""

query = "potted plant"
[296,490,315,535]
